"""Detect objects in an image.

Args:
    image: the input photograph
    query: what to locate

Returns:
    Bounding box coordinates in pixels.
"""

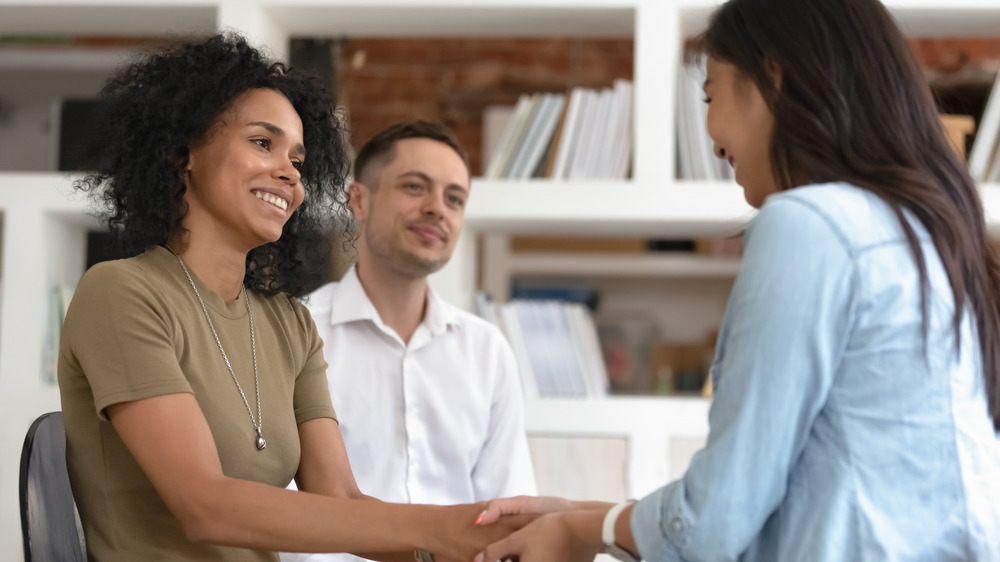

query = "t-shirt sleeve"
[63,261,193,421]
[289,297,337,424]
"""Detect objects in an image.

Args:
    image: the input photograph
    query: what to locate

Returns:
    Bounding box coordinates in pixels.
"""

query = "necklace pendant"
[173,253,267,453]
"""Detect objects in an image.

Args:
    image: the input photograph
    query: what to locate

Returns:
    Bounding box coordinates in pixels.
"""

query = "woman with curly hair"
[58,32,520,562]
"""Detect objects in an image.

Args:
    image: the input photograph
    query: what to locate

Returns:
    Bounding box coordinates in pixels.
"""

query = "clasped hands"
[433,496,612,562]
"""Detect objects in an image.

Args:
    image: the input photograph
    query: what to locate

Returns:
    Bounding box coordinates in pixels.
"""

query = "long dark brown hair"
[696,0,1000,430]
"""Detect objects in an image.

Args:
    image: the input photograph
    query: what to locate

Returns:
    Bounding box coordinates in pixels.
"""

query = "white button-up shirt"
[282,266,536,562]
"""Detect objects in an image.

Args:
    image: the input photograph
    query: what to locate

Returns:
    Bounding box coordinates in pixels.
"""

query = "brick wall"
[336,38,633,176]
[909,38,1000,71]
[333,37,1000,175]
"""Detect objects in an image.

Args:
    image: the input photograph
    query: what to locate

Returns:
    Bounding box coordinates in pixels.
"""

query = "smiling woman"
[183,88,307,258]
[58,32,525,562]
[702,57,777,207]
[474,0,1000,560]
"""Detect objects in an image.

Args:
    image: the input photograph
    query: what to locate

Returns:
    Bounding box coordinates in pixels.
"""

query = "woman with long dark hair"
[474,0,1000,559]
[58,32,522,561]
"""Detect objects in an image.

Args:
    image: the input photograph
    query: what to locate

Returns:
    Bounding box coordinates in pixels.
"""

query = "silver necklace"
[165,245,266,451]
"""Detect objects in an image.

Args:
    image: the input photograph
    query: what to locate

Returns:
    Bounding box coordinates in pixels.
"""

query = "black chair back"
[19,411,86,562]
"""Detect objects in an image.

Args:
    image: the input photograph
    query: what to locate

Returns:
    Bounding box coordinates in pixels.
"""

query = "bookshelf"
[506,252,741,278]
[524,395,711,500]
[1,0,1000,558]
[464,180,754,235]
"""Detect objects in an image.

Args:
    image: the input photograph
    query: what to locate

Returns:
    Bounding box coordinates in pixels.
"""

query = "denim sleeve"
[631,196,858,561]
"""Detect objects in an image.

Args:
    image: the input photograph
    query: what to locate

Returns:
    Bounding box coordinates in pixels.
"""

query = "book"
[565,89,600,179]
[677,58,725,180]
[509,93,566,179]
[563,303,610,397]
[676,67,697,180]
[500,94,546,178]
[510,286,598,308]
[597,85,623,178]
[543,90,574,177]
[551,88,590,180]
[576,88,615,179]
[484,94,533,178]
[506,94,553,178]
[537,300,587,396]
[497,302,539,398]
[481,82,634,182]
[688,59,717,180]
[609,79,634,180]
[490,297,612,398]
[969,69,1000,181]
[481,104,517,174]
[513,301,563,396]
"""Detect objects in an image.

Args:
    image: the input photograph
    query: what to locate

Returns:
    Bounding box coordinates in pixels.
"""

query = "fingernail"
[473,554,483,562]
[475,511,486,525]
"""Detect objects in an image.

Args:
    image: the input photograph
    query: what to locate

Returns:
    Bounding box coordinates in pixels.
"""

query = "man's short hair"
[353,120,470,189]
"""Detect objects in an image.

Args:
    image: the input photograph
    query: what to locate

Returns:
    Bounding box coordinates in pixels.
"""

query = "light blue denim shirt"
[632,182,1000,561]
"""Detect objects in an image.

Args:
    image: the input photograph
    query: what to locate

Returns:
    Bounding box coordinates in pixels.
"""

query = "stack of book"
[483,80,633,180]
[676,57,734,181]
[476,295,609,398]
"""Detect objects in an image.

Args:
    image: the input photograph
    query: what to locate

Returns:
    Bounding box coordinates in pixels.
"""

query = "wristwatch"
[602,501,640,561]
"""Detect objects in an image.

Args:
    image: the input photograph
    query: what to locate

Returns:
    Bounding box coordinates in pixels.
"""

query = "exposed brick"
[909,37,1000,68]
[337,37,634,175]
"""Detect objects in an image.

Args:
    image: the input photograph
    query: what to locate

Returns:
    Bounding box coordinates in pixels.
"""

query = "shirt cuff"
[630,483,688,562]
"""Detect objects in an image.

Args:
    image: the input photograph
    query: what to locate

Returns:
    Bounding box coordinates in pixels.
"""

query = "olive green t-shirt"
[58,246,336,561]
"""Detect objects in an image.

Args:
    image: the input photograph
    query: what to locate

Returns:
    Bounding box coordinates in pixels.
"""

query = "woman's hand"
[425,502,535,562]
[475,510,606,562]
[474,495,579,526]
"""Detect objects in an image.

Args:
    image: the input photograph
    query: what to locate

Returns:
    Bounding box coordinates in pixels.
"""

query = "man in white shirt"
[282,121,536,562]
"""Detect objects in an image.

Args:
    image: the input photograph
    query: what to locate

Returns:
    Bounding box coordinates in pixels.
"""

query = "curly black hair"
[77,32,350,298]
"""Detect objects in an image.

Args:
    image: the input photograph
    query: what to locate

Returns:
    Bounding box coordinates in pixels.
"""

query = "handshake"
[418,497,636,562]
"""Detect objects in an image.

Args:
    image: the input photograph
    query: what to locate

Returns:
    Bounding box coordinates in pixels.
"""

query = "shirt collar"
[324,265,377,326]
[423,279,461,337]
[327,265,460,338]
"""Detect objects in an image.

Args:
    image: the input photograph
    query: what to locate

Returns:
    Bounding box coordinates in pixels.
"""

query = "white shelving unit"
[524,396,711,501]
[2,0,1000,557]
[507,251,741,278]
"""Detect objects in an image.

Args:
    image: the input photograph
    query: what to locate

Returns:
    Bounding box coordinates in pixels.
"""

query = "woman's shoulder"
[758,182,904,251]
[74,247,186,313]
[764,182,878,219]
[64,250,181,342]
[78,250,159,290]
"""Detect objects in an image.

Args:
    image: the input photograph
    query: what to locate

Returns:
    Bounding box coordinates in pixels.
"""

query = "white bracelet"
[602,501,639,561]
[413,549,435,562]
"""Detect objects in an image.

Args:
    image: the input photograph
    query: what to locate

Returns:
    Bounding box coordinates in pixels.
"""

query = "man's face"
[353,137,470,278]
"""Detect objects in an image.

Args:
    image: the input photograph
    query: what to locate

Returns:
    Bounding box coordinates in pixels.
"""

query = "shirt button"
[671,518,684,532]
